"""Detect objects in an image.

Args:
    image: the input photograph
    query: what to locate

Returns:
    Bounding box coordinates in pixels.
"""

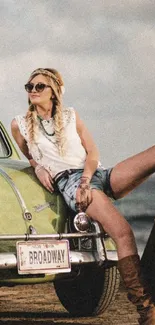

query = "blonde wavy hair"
[25,68,66,156]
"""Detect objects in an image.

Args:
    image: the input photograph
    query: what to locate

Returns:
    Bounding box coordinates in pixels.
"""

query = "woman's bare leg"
[86,189,137,259]
[110,146,155,199]
[86,191,155,322]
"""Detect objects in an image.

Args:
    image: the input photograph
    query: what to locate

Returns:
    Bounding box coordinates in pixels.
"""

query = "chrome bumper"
[0,232,100,240]
[0,250,118,270]
[0,222,118,270]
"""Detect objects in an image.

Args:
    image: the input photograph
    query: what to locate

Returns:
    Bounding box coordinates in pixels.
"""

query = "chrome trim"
[106,250,118,261]
[0,232,100,241]
[93,221,107,261]
[29,225,37,235]
[0,167,32,220]
[0,253,17,269]
[73,212,92,233]
[34,202,55,212]
[0,127,12,158]
[0,250,118,269]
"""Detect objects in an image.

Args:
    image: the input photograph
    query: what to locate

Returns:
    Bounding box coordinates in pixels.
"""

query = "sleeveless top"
[15,107,87,177]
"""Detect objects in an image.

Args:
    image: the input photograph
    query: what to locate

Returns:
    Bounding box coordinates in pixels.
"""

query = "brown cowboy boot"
[118,254,155,325]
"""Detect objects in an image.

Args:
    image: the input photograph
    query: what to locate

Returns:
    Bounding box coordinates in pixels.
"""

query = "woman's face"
[27,74,53,106]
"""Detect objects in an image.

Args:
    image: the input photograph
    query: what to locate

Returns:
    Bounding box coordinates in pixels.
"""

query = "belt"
[54,169,80,184]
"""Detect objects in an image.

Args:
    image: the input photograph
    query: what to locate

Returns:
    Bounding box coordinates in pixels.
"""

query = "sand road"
[0,282,139,325]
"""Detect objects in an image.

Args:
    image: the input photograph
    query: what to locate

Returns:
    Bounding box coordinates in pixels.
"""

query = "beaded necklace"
[37,115,55,136]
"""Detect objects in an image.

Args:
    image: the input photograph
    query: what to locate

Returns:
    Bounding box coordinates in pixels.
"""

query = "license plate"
[16,240,71,275]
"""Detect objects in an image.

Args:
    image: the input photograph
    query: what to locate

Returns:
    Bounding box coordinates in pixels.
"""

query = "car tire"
[54,263,120,316]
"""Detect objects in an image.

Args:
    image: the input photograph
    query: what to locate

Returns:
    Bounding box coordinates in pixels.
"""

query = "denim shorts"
[55,167,115,212]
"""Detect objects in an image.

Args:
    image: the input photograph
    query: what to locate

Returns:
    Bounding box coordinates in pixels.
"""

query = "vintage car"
[0,120,120,316]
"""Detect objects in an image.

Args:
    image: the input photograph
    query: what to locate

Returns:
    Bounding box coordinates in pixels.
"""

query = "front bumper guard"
[0,222,118,270]
[0,250,118,270]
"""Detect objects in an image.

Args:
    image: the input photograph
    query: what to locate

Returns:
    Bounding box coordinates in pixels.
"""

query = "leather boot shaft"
[118,254,155,324]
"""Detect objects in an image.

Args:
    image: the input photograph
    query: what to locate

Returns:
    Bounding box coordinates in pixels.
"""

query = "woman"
[11,68,155,324]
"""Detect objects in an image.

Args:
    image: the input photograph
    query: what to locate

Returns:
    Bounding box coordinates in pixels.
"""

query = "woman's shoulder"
[12,115,27,137]
[63,106,75,114]
[63,107,76,123]
[14,114,26,122]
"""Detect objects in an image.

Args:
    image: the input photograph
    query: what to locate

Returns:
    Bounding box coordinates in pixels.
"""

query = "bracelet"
[81,176,90,180]
[35,165,44,174]
[79,183,90,190]
[80,176,90,185]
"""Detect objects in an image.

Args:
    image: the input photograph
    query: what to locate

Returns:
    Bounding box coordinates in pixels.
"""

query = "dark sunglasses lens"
[25,83,34,93]
[35,83,46,92]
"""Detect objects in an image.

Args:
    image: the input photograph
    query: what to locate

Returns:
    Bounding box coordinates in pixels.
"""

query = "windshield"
[0,128,12,158]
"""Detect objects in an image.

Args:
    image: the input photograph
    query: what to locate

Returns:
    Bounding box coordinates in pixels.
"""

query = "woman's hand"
[76,177,92,212]
[35,165,54,192]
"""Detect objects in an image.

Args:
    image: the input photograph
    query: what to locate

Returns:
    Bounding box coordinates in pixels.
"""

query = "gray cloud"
[104,0,155,23]
[0,0,155,166]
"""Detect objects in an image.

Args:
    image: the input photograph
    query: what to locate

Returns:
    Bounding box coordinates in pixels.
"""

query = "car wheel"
[54,263,120,316]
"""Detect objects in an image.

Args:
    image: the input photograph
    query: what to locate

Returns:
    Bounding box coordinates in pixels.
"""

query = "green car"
[0,121,120,316]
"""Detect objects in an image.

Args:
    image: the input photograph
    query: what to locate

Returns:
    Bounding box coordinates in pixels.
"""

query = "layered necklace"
[37,115,55,136]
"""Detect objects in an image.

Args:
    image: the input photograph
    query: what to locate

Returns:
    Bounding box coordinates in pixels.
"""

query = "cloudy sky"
[1,0,155,167]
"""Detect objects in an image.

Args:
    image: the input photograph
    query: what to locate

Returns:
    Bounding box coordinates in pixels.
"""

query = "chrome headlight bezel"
[73,212,92,233]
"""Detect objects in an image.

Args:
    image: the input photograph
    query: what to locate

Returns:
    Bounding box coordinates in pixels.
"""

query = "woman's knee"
[87,190,134,240]
[86,189,111,217]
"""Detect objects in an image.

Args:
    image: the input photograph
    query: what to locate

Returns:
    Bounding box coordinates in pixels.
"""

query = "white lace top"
[15,107,87,177]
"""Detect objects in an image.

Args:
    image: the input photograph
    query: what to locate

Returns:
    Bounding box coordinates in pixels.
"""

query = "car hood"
[0,159,67,252]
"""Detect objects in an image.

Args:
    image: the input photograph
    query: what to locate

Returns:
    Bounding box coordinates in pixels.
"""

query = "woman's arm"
[11,118,37,168]
[75,111,100,212]
[11,119,54,192]
[75,110,99,180]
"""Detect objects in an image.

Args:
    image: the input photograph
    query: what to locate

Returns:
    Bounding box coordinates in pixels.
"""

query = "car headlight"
[73,212,92,233]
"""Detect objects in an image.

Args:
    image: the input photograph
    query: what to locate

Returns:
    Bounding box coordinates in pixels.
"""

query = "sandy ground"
[0,281,139,325]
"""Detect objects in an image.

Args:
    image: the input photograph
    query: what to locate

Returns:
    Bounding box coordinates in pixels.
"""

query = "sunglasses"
[25,82,52,93]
